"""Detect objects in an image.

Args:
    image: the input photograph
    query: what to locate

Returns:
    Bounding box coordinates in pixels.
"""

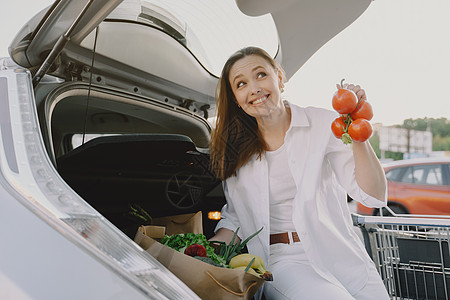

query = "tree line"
[370,117,450,160]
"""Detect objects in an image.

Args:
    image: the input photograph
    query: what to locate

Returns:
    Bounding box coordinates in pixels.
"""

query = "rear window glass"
[422,165,443,185]
[399,164,443,185]
[385,167,403,181]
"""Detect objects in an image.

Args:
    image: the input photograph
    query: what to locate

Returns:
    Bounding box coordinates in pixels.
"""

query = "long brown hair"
[210,47,285,180]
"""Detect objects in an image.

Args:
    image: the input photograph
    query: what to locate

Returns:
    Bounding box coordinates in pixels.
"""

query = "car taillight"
[0,67,200,299]
[208,211,221,220]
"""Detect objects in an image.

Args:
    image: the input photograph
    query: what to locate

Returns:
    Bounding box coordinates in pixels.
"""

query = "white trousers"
[263,242,390,300]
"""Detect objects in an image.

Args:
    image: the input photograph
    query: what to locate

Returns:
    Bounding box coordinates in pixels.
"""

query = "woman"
[209,46,389,300]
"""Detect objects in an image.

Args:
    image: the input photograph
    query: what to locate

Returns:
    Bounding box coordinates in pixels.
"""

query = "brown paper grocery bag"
[134,226,265,300]
[151,211,202,235]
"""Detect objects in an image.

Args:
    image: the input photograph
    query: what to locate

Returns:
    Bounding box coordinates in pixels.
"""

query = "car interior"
[37,81,225,239]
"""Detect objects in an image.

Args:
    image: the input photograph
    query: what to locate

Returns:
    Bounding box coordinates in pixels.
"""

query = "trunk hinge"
[65,62,84,82]
[32,0,96,87]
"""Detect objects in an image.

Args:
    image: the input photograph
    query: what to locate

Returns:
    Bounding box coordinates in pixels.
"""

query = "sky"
[283,0,450,126]
[1,0,449,127]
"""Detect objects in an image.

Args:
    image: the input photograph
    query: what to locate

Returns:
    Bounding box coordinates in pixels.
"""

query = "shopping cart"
[353,208,450,300]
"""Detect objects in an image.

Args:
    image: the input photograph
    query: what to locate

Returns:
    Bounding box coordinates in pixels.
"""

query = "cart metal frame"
[353,208,450,300]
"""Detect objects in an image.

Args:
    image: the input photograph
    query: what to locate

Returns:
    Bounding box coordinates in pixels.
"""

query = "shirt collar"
[285,100,310,130]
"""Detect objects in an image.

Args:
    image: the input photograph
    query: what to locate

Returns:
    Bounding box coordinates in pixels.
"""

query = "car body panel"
[388,179,450,215]
[0,184,149,300]
[76,20,217,102]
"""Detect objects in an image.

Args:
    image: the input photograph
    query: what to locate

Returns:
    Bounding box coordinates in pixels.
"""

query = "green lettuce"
[161,233,227,267]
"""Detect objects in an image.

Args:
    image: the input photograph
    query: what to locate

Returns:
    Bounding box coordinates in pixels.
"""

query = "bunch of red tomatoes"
[331,79,373,144]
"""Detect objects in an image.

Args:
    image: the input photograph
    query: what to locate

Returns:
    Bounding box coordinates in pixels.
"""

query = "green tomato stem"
[342,114,353,132]
[341,133,352,145]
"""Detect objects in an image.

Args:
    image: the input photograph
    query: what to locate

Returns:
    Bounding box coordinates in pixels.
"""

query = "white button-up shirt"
[215,102,387,297]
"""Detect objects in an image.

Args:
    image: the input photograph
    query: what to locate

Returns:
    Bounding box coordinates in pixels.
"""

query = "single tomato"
[184,243,207,257]
[332,88,358,114]
[331,117,346,138]
[348,119,373,142]
[350,99,373,121]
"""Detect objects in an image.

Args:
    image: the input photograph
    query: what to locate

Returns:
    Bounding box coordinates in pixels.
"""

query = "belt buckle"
[287,232,294,244]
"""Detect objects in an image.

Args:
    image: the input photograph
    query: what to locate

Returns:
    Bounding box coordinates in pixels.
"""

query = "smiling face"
[229,55,284,120]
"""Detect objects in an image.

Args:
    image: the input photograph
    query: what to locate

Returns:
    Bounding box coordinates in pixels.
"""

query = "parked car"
[0,0,374,298]
[357,157,450,216]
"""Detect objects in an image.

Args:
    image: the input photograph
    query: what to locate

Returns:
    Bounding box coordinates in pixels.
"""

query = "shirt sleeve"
[325,118,387,208]
[214,180,242,235]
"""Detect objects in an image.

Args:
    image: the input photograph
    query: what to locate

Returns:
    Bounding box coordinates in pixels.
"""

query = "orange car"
[357,157,450,216]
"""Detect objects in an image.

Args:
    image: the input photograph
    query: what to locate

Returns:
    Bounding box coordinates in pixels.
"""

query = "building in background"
[379,126,433,160]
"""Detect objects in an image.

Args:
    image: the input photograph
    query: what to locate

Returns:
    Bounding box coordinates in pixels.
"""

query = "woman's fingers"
[356,89,367,101]
[336,82,368,101]
[343,83,367,101]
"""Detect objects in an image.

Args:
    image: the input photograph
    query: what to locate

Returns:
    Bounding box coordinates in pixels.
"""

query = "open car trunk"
[41,82,224,238]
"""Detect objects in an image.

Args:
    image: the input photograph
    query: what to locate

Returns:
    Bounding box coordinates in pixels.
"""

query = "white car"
[0,0,371,298]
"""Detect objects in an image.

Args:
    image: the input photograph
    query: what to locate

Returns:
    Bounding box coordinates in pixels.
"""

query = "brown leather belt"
[270,232,300,245]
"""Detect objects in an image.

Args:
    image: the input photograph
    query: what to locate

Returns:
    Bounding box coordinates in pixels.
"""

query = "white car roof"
[383,157,450,169]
